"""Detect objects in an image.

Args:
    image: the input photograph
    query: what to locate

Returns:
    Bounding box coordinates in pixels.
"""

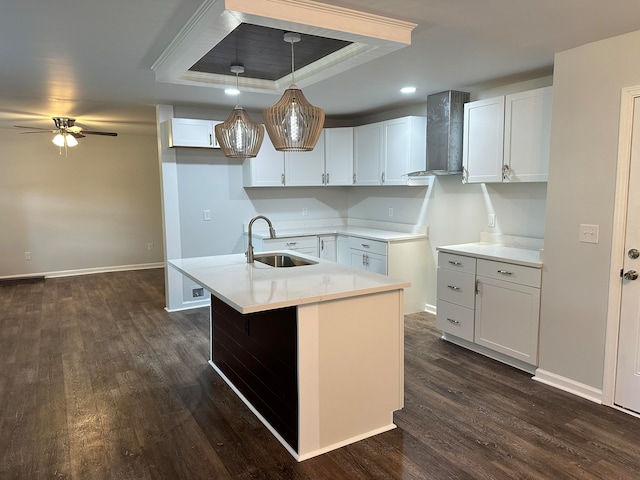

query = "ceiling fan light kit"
[215,65,265,158]
[52,133,78,147]
[264,32,325,152]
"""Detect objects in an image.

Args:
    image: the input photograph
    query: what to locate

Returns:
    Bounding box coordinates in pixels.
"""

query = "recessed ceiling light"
[225,88,240,95]
[401,86,416,94]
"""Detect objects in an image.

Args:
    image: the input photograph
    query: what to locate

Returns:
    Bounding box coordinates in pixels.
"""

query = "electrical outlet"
[203,209,211,221]
[488,214,496,228]
[147,242,154,251]
[24,251,31,261]
[388,207,394,217]
[191,287,204,298]
[579,224,599,244]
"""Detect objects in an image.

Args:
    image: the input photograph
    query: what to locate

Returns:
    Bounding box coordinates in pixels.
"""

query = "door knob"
[629,248,640,259]
[624,269,638,280]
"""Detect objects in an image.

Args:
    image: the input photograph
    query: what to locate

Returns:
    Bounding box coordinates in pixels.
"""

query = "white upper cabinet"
[383,116,427,185]
[324,127,353,186]
[462,86,552,184]
[354,122,384,185]
[245,129,353,187]
[503,87,553,183]
[284,130,326,186]
[354,116,426,186]
[164,118,220,148]
[242,134,285,187]
[462,97,505,183]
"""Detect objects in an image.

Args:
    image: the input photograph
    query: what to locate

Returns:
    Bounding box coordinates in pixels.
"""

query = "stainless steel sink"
[254,253,317,268]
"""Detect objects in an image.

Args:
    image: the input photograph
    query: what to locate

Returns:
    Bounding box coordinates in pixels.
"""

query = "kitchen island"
[169,252,409,461]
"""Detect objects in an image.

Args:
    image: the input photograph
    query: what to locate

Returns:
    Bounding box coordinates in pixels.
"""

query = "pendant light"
[263,32,325,152]
[215,65,265,158]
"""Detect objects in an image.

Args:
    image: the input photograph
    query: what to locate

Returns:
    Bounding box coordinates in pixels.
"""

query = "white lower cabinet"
[261,236,319,257]
[348,237,388,274]
[336,235,350,264]
[436,251,542,369]
[436,252,477,342]
[474,259,541,365]
[318,235,337,261]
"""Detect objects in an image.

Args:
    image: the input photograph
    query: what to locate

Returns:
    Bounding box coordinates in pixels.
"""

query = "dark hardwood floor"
[2,268,640,479]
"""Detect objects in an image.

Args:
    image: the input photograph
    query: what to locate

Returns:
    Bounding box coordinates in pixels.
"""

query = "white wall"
[0,127,163,277]
[539,29,640,391]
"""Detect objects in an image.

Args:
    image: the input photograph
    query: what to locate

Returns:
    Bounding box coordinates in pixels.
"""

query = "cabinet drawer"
[347,236,388,256]
[264,236,318,251]
[437,268,475,309]
[436,300,474,342]
[438,252,476,274]
[477,259,541,287]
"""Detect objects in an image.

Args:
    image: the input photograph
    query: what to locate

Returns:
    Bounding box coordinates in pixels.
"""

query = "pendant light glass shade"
[215,106,264,158]
[214,64,264,158]
[264,32,325,152]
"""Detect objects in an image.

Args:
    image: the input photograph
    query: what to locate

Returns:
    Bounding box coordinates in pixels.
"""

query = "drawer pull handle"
[448,260,462,266]
[497,270,512,275]
[447,285,461,291]
[361,244,370,248]
[447,318,460,325]
[286,242,297,246]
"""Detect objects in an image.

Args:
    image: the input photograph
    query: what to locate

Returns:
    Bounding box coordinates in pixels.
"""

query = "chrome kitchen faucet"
[246,215,276,263]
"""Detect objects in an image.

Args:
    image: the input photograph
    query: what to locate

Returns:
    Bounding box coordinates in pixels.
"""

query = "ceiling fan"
[14,117,118,148]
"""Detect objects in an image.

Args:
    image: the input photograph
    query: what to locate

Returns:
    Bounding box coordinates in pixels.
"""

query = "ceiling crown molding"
[151,0,417,94]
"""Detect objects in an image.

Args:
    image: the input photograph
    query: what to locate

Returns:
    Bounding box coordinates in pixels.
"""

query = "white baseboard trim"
[165,298,210,312]
[0,262,164,281]
[532,369,603,404]
[424,303,436,315]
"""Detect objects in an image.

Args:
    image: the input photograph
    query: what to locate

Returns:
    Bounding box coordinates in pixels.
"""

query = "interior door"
[615,97,640,413]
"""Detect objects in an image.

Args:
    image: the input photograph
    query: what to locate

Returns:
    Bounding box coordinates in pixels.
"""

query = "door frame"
[602,85,640,409]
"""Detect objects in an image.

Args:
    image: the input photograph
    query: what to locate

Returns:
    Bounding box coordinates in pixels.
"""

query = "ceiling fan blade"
[81,130,118,136]
[18,130,54,134]
[14,125,54,131]
[69,133,86,138]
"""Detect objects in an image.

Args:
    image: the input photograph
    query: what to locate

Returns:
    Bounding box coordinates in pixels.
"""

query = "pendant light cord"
[290,40,295,84]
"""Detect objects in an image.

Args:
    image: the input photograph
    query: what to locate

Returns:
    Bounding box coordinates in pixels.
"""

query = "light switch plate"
[579,224,599,244]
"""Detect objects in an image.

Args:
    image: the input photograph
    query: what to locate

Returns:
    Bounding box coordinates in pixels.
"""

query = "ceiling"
[190,24,352,81]
[2,0,640,137]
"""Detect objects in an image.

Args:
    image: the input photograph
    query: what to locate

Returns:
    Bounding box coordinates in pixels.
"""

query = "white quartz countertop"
[249,225,426,242]
[169,252,411,314]
[437,242,543,268]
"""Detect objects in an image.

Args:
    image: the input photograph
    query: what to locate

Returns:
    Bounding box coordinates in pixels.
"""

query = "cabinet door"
[474,276,540,365]
[350,250,368,271]
[366,252,387,274]
[284,130,325,186]
[324,128,353,186]
[336,235,350,264]
[503,86,552,183]
[383,117,426,185]
[242,135,285,187]
[168,118,216,148]
[354,123,383,185]
[462,97,505,183]
[318,235,337,261]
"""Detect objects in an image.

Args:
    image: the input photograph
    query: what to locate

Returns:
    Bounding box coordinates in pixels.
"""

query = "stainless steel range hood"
[408,90,469,177]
